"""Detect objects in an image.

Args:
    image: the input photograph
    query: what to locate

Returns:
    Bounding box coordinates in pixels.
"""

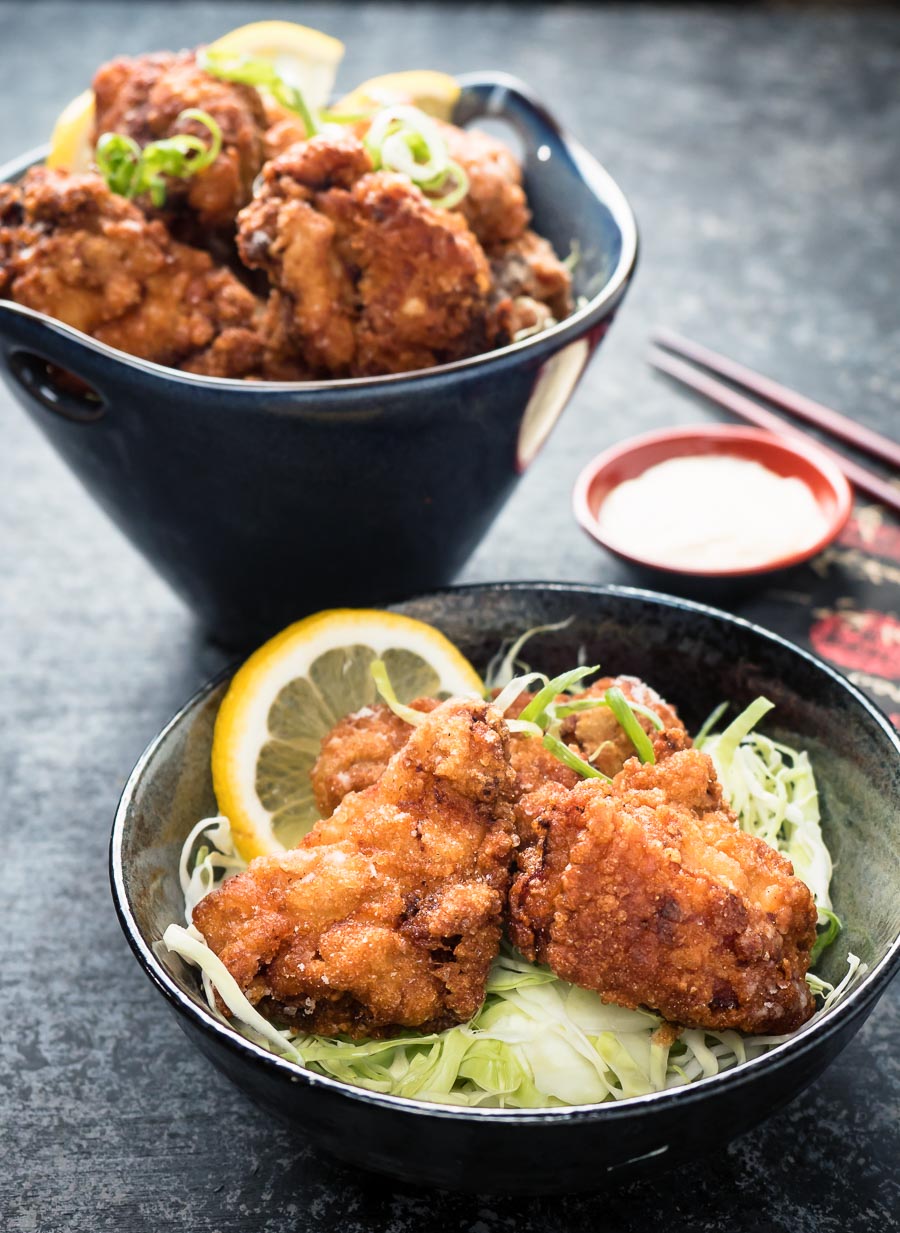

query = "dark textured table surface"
[2,3,899,1230]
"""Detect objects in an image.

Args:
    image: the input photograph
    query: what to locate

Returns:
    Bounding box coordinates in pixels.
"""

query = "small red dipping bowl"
[573,424,853,579]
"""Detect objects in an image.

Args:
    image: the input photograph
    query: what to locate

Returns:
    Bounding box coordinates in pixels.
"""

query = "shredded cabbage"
[483,618,574,690]
[164,692,865,1108]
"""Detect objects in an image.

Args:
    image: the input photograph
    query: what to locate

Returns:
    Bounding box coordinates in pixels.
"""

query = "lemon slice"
[47,88,96,172]
[208,20,345,115]
[335,70,460,120]
[212,609,484,861]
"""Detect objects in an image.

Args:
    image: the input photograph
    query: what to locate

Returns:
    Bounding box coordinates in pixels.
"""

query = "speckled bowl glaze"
[0,75,636,647]
[111,583,900,1194]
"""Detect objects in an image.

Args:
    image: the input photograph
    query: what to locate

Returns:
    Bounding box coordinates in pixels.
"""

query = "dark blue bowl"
[110,584,900,1193]
[0,75,637,645]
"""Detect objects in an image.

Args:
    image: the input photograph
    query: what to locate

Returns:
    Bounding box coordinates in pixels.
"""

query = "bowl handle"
[0,301,125,422]
[454,72,571,162]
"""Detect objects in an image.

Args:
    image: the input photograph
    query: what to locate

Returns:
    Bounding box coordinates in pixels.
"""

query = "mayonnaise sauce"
[597,454,828,571]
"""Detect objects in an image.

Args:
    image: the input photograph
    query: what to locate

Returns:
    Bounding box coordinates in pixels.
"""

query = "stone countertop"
[2,3,898,1229]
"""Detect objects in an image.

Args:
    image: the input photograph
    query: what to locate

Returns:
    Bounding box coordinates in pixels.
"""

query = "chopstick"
[647,344,900,516]
[654,327,900,471]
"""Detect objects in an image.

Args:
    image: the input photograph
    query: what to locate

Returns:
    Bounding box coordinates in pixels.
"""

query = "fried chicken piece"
[179,326,267,378]
[194,698,517,1037]
[237,133,495,377]
[92,50,268,230]
[440,122,530,247]
[488,229,574,339]
[509,741,817,1034]
[508,737,580,796]
[263,113,312,161]
[0,183,35,295]
[0,167,263,374]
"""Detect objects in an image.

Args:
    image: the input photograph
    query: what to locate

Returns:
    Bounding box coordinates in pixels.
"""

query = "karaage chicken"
[193,698,517,1037]
[7,42,578,379]
[440,121,530,247]
[92,50,269,230]
[489,228,574,340]
[509,730,818,1034]
[309,687,582,820]
[236,133,497,376]
[0,166,264,374]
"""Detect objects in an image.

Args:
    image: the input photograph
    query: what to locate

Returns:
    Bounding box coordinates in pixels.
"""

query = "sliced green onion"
[172,108,223,171]
[694,701,729,746]
[541,733,610,780]
[199,48,319,138]
[366,105,446,176]
[95,109,222,206]
[604,686,655,764]
[810,908,842,965]
[425,160,469,210]
[518,666,599,727]
[95,132,143,197]
[364,104,468,206]
[370,659,429,727]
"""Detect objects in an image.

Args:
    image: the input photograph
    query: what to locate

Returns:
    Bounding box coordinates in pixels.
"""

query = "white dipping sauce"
[597,454,828,571]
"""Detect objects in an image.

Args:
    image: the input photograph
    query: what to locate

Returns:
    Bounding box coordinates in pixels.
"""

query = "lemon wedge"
[47,88,96,172]
[335,70,460,120]
[212,609,484,862]
[208,20,345,115]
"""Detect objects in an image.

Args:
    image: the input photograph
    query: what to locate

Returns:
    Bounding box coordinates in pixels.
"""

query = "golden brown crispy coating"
[310,698,441,818]
[488,229,574,340]
[0,183,34,295]
[440,122,530,247]
[508,736,580,797]
[509,741,817,1034]
[1,167,264,374]
[236,133,495,377]
[194,699,517,1037]
[92,50,268,229]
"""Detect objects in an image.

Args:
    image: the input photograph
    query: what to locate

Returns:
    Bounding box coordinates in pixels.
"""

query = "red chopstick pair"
[648,329,900,516]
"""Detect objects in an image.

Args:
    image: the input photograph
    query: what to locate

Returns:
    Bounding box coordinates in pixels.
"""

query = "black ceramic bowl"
[111,583,900,1194]
[0,75,636,646]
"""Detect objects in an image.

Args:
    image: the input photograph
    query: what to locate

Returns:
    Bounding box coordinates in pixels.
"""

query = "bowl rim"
[572,425,854,578]
[0,73,638,394]
[110,582,900,1124]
